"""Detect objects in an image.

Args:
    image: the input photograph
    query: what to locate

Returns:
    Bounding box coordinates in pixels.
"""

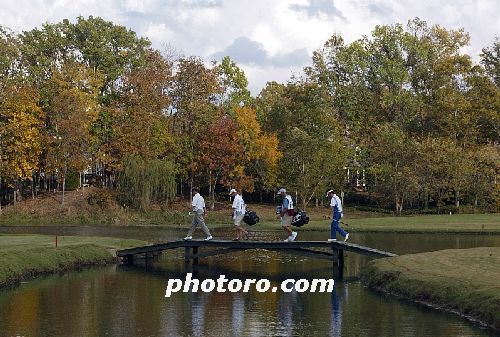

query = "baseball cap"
[229,188,237,195]
[326,189,334,197]
[277,188,286,195]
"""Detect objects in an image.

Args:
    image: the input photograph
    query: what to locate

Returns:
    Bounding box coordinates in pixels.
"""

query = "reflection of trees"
[1,287,40,337]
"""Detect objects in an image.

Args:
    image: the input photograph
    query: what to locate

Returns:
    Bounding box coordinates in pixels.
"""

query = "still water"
[0,226,499,337]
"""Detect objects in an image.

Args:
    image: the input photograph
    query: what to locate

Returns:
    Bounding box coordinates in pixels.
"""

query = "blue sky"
[1,0,499,94]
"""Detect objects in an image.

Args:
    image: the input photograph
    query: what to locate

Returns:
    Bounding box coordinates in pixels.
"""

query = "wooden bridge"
[117,240,396,271]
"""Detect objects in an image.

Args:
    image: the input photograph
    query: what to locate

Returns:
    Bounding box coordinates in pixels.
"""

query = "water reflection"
[330,284,347,336]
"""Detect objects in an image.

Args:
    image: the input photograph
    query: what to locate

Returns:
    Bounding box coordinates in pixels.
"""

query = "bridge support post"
[332,248,344,280]
[192,246,199,265]
[122,254,134,265]
[184,247,191,262]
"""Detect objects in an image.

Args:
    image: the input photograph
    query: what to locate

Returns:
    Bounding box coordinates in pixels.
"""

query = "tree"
[117,155,176,210]
[198,114,243,209]
[258,80,347,209]
[366,123,418,215]
[234,106,281,193]
[44,62,102,204]
[107,50,174,169]
[170,57,221,192]
[0,85,44,202]
[214,56,253,112]
[481,37,500,86]
[20,17,153,186]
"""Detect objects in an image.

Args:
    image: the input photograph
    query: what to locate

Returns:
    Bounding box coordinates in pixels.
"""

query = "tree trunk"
[31,175,35,199]
[455,190,460,213]
[208,171,213,210]
[62,165,67,205]
[395,194,403,216]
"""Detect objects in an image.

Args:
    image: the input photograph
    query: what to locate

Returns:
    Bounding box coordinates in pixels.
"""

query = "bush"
[65,171,80,191]
[87,188,115,209]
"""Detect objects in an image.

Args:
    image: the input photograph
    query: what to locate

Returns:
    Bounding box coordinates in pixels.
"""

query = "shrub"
[64,171,80,191]
[87,188,115,209]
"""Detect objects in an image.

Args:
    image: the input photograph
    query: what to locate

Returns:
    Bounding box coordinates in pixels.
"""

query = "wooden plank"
[116,240,396,258]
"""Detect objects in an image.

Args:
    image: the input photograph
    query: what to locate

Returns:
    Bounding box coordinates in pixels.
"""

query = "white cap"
[277,188,286,195]
[229,188,237,195]
[326,189,334,197]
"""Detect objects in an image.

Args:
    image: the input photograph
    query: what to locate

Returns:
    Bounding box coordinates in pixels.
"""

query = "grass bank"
[361,247,500,331]
[0,234,146,288]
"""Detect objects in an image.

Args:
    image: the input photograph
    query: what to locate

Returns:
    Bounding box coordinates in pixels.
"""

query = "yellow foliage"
[0,85,44,180]
[234,106,282,190]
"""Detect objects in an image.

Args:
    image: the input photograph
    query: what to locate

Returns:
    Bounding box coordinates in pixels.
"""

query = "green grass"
[302,213,500,233]
[0,234,146,288]
[233,213,500,233]
[361,247,500,331]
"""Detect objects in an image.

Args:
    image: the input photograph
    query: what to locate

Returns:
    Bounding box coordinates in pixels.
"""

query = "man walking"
[184,187,213,241]
[277,188,297,242]
[327,189,348,242]
[230,188,249,241]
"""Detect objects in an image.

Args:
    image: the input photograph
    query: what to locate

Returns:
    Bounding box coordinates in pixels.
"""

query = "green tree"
[481,37,500,86]
[214,56,253,112]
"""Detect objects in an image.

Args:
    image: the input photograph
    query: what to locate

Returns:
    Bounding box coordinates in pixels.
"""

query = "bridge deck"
[117,240,396,259]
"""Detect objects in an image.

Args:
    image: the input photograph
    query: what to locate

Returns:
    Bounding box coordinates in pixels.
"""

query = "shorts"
[233,212,244,226]
[281,213,292,226]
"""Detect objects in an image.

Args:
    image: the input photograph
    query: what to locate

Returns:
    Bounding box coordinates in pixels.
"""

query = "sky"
[1,0,499,94]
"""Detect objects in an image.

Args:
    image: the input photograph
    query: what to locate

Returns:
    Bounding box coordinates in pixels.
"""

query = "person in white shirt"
[229,188,249,241]
[184,187,213,241]
[326,189,349,242]
[277,188,297,242]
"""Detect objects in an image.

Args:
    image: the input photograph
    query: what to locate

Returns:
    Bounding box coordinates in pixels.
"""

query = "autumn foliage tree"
[0,85,44,201]
[44,62,102,204]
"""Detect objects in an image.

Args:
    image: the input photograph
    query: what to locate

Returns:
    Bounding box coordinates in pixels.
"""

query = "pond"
[1,226,499,337]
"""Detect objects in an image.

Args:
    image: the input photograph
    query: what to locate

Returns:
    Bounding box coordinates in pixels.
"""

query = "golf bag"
[291,210,310,227]
[243,209,260,226]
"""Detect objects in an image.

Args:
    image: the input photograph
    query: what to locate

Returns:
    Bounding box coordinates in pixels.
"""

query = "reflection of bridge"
[117,240,396,272]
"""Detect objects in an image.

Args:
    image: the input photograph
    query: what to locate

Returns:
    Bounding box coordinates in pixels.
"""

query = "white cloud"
[1,0,498,94]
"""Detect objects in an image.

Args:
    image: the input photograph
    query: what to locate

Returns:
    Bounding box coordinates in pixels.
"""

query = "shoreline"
[367,286,497,332]
[0,235,146,289]
[361,247,500,332]
[0,244,114,289]
[1,222,500,235]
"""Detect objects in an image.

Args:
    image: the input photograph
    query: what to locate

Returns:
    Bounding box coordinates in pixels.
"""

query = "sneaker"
[184,236,192,241]
[327,238,337,242]
[289,231,298,242]
[204,235,213,241]
[344,233,349,242]
[284,236,291,242]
